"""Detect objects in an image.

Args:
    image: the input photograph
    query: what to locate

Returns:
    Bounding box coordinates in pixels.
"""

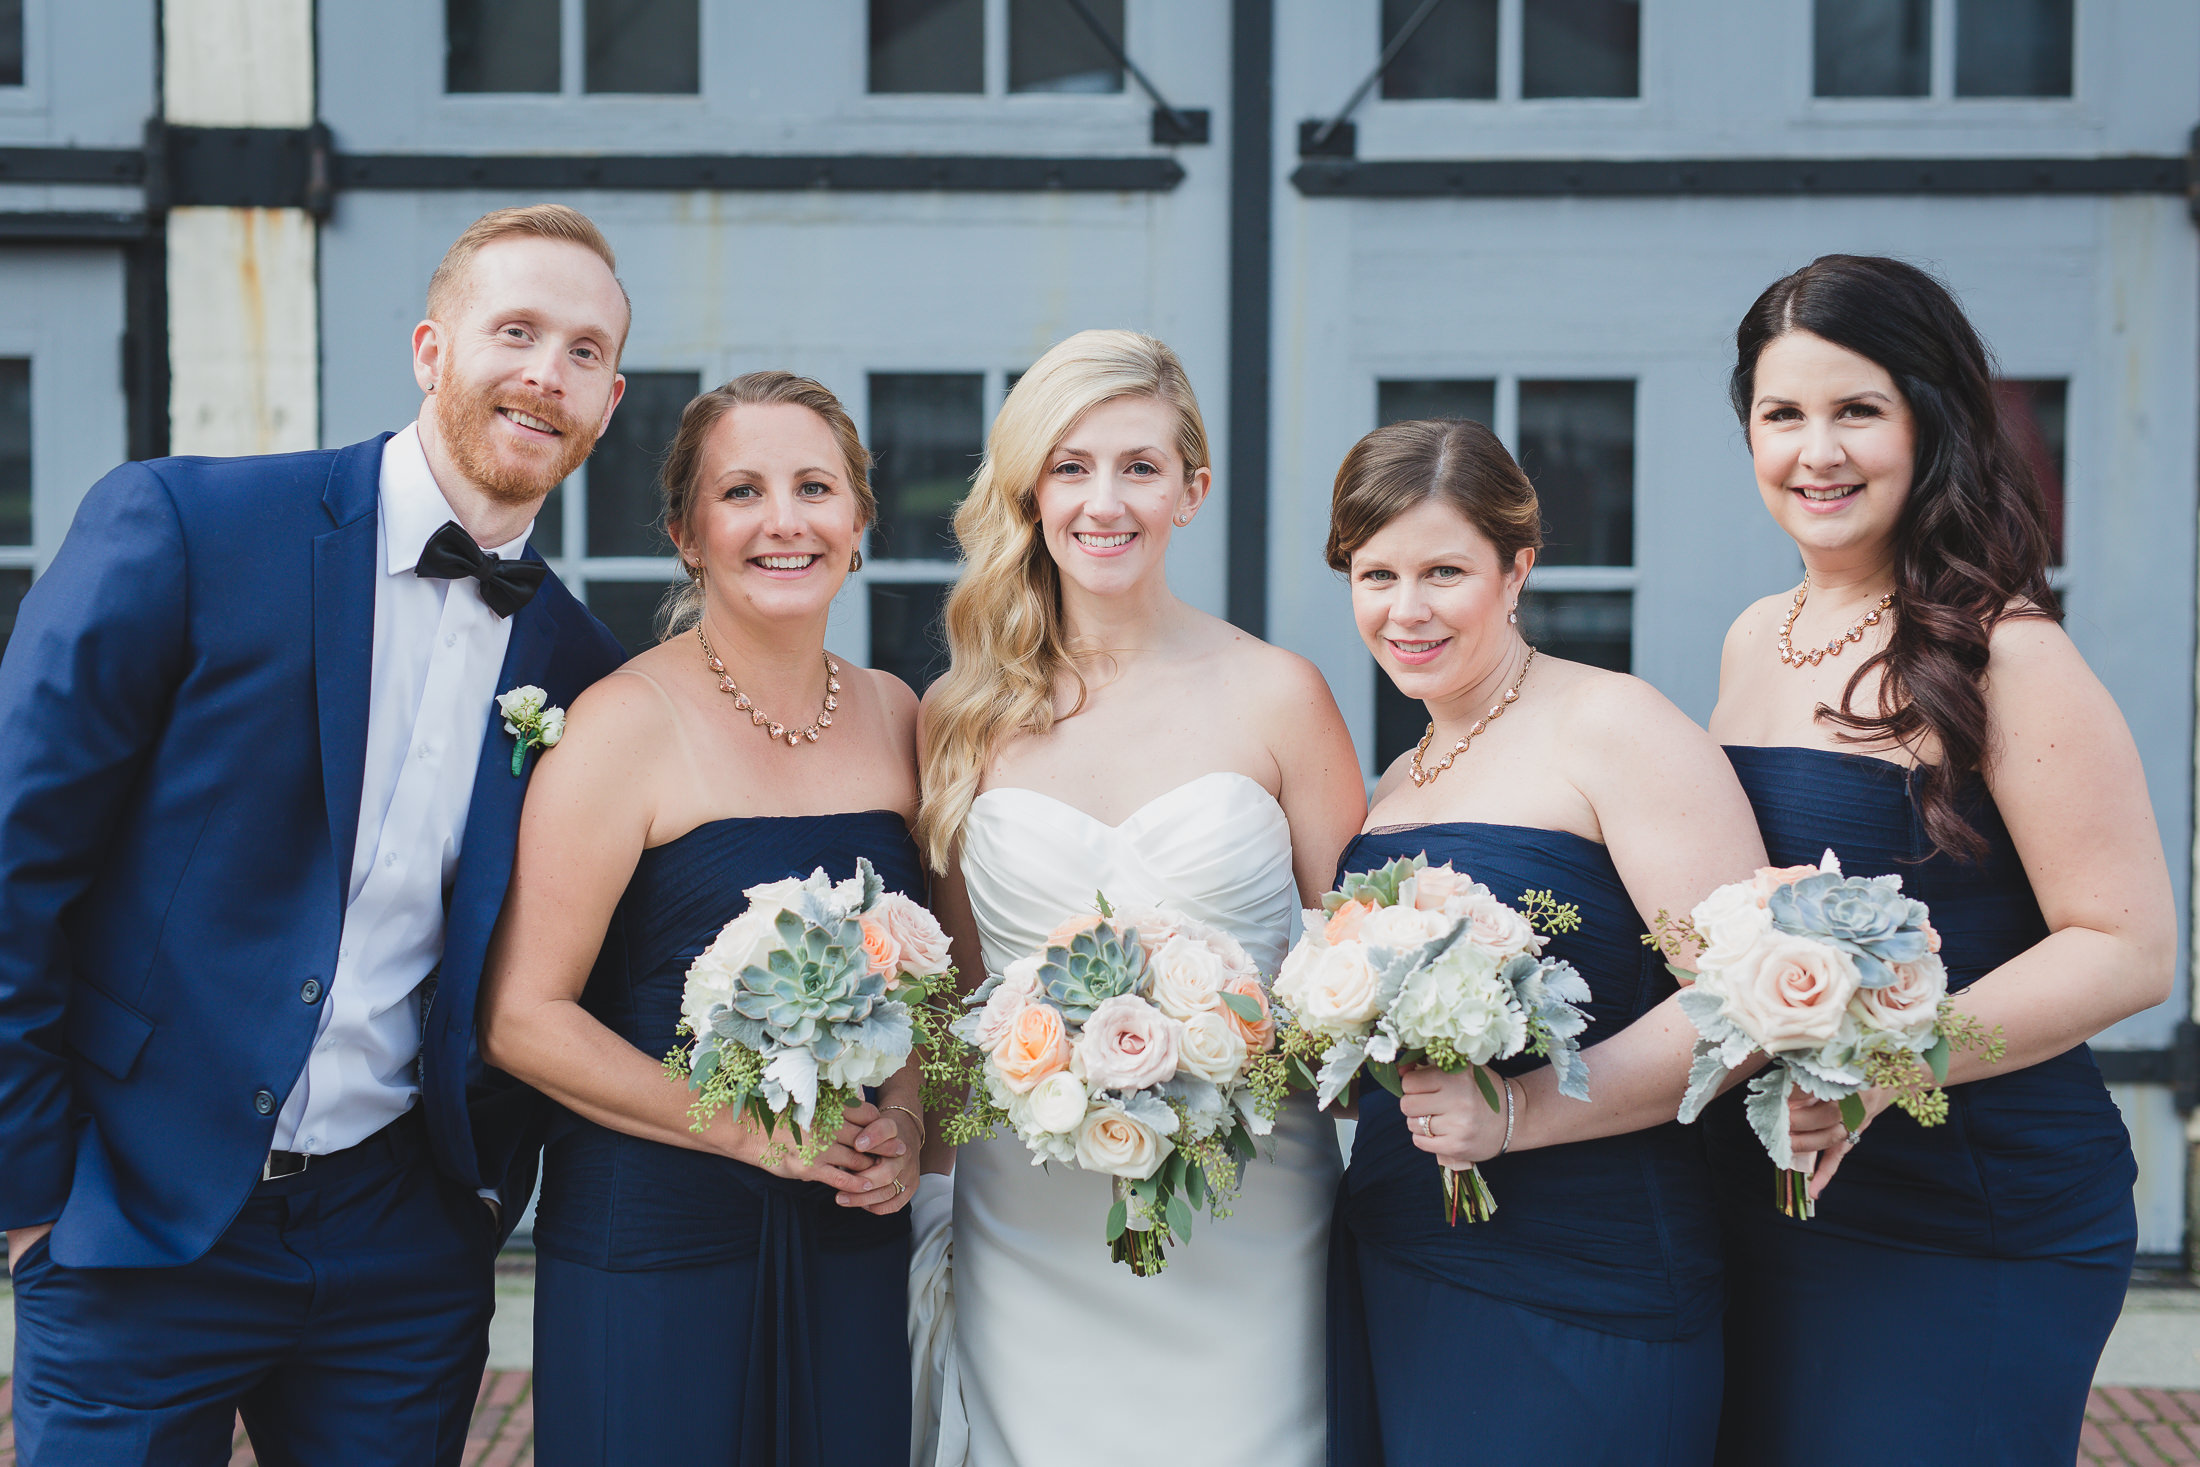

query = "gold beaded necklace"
[1409,646,1536,788]
[1776,572,1894,669]
[698,625,839,747]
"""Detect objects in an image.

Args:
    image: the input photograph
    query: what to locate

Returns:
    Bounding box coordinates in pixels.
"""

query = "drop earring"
[849,548,864,572]
[1508,604,1519,625]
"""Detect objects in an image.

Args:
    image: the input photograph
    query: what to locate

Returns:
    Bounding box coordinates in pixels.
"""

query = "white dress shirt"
[272,424,531,1156]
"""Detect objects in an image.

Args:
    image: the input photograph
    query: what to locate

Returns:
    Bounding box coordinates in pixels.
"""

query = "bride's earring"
[1508,603,1518,625]
[686,558,705,587]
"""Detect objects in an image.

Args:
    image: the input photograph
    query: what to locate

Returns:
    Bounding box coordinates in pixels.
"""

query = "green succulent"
[1325,854,1426,913]
[724,909,888,1053]
[1039,922,1148,1022]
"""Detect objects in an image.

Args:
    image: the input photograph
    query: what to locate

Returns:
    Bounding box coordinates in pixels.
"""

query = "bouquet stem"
[1108,1177,1170,1277]
[1442,1163,1497,1225]
[1776,1166,1814,1220]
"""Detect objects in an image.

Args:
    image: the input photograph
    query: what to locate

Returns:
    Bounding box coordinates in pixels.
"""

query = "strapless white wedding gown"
[950,772,1338,1467]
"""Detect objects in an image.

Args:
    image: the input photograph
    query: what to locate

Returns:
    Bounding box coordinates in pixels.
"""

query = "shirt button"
[384,852,399,868]
[253,1089,276,1115]
[303,1135,320,1152]
[444,632,457,648]
[300,978,323,1004]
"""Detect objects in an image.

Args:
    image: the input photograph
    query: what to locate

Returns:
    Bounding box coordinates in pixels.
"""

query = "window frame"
[1807,0,2081,107]
[1372,0,1647,109]
[860,0,1142,112]
[442,0,706,102]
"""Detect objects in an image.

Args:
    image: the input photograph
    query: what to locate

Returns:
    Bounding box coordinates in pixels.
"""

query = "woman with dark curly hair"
[1706,255,2172,1465]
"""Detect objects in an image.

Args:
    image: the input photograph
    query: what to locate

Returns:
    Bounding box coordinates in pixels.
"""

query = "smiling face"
[1033,394,1209,601]
[1349,496,1532,706]
[1747,329,1916,564]
[671,401,863,632]
[415,236,629,507]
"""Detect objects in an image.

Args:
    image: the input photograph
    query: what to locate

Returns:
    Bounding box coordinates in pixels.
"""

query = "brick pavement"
[0,1370,536,1466]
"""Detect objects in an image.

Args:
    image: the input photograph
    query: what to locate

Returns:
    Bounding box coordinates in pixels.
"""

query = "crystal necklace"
[1410,646,1535,788]
[698,625,838,747]
[1777,572,1894,668]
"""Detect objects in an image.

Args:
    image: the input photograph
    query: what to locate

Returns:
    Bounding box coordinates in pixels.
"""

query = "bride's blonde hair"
[916,329,1211,872]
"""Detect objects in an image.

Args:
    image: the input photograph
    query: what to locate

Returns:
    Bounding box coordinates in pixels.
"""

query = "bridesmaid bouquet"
[943,897,1288,1277]
[1654,850,2003,1219]
[1272,854,1591,1224]
[665,859,960,1162]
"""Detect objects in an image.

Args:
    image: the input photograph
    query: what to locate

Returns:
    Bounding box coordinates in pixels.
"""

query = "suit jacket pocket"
[65,981,155,1081]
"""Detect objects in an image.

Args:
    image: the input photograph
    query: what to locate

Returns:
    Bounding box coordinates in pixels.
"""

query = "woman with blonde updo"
[913,330,1365,1467]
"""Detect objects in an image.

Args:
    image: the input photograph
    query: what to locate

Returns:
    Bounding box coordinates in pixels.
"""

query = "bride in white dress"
[909,330,1366,1467]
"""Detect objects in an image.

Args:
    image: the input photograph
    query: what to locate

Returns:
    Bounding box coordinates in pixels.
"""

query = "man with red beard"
[0,205,631,1467]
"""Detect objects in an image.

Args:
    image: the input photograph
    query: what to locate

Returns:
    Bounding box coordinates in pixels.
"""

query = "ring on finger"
[1417,1114,1434,1138]
[1844,1129,1862,1148]
[893,1179,906,1196]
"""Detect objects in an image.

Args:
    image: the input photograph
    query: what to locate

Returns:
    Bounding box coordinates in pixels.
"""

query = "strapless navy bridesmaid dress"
[530,812,919,1467]
[1711,747,2137,1466]
[1329,824,1724,1466]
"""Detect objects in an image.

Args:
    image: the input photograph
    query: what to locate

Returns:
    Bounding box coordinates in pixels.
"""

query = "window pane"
[1372,663,1428,774]
[868,581,952,694]
[0,359,25,546]
[1009,0,1123,94]
[1383,0,1497,100]
[869,373,982,561]
[870,0,983,94]
[0,567,27,660]
[1956,0,2072,97]
[1997,379,2067,564]
[533,480,565,559]
[1520,589,1630,671]
[447,0,561,93]
[585,0,699,94]
[1377,378,1495,429]
[1814,0,1929,97]
[587,371,698,558]
[1517,380,1633,567]
[0,0,23,87]
[1522,0,1639,98]
[584,579,673,657]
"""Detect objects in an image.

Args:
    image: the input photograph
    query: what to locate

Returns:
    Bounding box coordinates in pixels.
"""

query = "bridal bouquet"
[944,897,1287,1277]
[666,860,959,1162]
[1655,850,2002,1218]
[1273,854,1591,1224]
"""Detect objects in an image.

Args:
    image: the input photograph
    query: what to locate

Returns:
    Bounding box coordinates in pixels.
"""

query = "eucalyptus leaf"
[1368,1059,1405,1098]
[1220,991,1265,1024]
[1105,1198,1128,1241]
[1924,1033,1950,1085]
[1839,1093,1867,1131]
[1165,1193,1194,1239]
[1471,1065,1502,1112]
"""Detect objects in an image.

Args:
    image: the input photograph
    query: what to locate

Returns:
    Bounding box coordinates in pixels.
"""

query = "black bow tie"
[413,520,546,618]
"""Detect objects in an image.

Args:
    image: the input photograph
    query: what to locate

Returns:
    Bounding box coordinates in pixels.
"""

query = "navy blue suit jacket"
[0,434,625,1267]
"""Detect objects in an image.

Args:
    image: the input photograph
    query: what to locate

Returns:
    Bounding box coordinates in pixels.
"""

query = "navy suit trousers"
[9,1114,496,1466]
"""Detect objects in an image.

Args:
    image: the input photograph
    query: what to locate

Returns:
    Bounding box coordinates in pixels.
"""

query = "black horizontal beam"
[2095,1021,2200,1112]
[334,151,1184,193]
[1292,154,2189,199]
[0,210,150,243]
[0,146,145,185]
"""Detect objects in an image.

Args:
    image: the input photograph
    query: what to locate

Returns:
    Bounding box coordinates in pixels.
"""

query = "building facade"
[3,0,2195,1254]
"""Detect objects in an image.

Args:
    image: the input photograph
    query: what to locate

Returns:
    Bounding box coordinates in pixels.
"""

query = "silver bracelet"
[1498,1079,1519,1155]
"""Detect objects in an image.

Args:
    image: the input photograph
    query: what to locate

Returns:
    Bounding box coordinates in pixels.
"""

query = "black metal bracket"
[160,123,335,217]
[1055,0,1210,146]
[1301,0,1447,157]
[1298,119,1356,159]
[2095,1019,2200,1113]
[2187,122,2200,223]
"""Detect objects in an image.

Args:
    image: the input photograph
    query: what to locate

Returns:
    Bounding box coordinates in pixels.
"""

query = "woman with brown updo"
[1322,418,1766,1464]
[1707,255,2170,1464]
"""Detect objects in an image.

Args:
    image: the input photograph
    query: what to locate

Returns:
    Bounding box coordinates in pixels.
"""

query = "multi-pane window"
[861,373,987,694]
[0,359,29,658]
[1814,0,2073,99]
[0,0,23,88]
[868,0,1123,95]
[1999,379,2068,564]
[1365,375,1635,773]
[1383,0,1638,102]
[446,0,699,95]
[536,370,698,657]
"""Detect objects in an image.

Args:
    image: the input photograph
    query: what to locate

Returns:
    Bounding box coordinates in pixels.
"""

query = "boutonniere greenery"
[496,685,566,776]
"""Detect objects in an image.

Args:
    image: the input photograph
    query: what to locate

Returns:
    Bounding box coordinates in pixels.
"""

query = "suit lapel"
[311,436,389,909]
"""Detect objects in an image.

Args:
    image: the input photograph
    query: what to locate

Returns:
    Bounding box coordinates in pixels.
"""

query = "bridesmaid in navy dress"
[1706,256,2173,1464]
[480,373,926,1466]
[1320,418,1769,1464]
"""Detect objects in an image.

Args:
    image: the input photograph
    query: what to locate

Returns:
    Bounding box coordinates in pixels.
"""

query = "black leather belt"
[258,1107,424,1185]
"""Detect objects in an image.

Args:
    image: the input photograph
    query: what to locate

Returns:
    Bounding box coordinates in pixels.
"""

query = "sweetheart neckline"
[970,770,1284,833]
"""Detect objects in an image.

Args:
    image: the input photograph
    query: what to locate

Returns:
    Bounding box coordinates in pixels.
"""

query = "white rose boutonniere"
[497,685,566,776]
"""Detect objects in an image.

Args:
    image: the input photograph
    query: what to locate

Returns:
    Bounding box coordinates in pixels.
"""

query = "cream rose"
[992,1001,1071,1093]
[1149,934,1230,1020]
[681,907,779,1036]
[1075,1105,1170,1179]
[1851,952,1947,1038]
[1020,1071,1090,1134]
[1406,863,1478,912]
[972,957,1044,1048]
[1460,893,1538,959]
[872,891,952,976]
[1693,881,1775,974]
[1359,903,1456,953]
[1176,1009,1251,1084]
[1285,942,1382,1031]
[1718,931,1863,1052]
[1074,994,1180,1091]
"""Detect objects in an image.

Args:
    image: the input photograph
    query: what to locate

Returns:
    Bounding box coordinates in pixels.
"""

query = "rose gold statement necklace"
[1410,646,1535,788]
[698,626,839,747]
[1777,572,1894,669]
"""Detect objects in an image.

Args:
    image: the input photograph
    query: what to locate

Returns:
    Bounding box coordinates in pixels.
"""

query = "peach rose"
[972,957,1044,1048]
[1047,912,1106,946]
[992,1001,1071,1093]
[1220,974,1276,1054]
[1749,864,1826,907]
[1073,994,1180,1091]
[1717,931,1862,1053]
[1851,953,1947,1039]
[859,917,903,982]
[872,891,952,976]
[1325,899,1376,944]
